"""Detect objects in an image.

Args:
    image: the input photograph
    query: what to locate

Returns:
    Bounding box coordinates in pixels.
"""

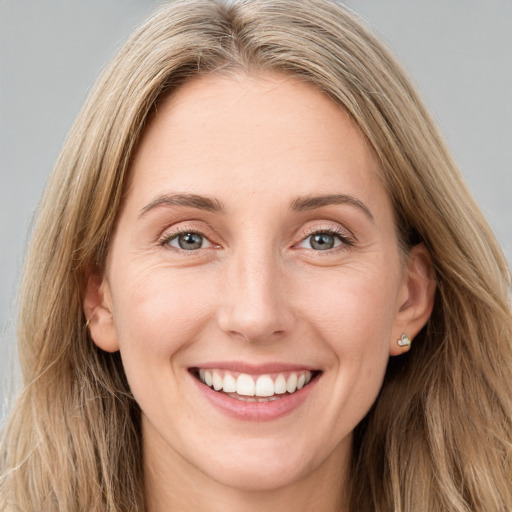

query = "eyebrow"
[139,193,225,218]
[290,194,374,221]
[139,192,373,221]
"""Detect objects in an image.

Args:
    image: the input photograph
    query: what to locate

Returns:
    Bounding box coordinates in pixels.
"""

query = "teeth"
[212,370,223,391]
[236,374,255,396]
[286,373,298,393]
[274,374,287,394]
[198,369,315,397]
[255,375,274,397]
[223,373,237,393]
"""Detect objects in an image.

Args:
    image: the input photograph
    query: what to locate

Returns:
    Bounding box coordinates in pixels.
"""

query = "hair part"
[1,0,511,510]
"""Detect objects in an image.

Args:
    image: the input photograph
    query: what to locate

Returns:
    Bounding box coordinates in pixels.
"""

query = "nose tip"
[217,260,295,343]
[219,313,287,344]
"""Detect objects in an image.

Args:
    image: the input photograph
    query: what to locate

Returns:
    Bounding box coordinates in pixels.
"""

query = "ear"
[83,267,120,353]
[389,243,436,356]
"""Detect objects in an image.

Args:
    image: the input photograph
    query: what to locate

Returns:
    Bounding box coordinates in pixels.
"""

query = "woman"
[1,0,511,510]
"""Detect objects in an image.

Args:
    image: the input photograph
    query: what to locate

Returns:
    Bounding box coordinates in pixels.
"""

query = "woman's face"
[87,72,432,494]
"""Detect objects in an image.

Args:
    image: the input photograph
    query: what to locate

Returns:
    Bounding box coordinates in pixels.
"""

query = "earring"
[397,333,411,347]
[85,318,91,329]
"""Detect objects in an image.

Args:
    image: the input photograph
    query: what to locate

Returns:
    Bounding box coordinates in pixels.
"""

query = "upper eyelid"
[156,221,355,247]
[157,221,217,243]
[300,226,347,236]
[297,223,355,242]
[159,228,214,246]
[298,230,352,247]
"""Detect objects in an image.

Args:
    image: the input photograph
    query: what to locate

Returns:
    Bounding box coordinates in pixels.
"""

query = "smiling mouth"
[190,368,322,402]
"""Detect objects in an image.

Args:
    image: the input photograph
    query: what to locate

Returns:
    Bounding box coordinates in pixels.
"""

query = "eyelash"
[158,224,355,254]
[158,227,215,252]
[296,226,355,251]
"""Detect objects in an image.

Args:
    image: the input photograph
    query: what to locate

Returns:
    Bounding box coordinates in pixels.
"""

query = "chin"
[202,454,313,492]
[189,431,346,493]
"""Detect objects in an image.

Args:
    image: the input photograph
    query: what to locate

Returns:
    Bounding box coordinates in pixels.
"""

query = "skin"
[85,72,435,512]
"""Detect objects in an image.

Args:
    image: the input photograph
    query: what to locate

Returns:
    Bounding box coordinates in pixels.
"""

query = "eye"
[165,231,213,251]
[298,230,347,251]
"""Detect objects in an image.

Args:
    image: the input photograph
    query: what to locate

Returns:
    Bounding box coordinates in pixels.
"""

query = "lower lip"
[190,372,320,422]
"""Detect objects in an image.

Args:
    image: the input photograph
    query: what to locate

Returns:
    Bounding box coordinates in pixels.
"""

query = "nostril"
[228,329,287,343]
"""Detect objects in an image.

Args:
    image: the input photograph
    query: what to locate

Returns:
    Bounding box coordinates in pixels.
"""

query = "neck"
[143,423,351,512]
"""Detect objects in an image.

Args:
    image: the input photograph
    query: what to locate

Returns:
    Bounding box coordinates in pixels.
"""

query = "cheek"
[296,264,400,405]
[297,263,401,346]
[109,266,216,384]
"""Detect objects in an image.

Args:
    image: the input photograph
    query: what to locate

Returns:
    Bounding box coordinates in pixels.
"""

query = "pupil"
[179,232,202,250]
[311,233,334,250]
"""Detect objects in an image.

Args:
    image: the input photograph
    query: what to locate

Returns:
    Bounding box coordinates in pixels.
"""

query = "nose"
[217,247,296,343]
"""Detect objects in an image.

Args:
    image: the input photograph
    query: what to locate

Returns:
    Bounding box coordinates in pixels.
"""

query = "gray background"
[1,1,511,418]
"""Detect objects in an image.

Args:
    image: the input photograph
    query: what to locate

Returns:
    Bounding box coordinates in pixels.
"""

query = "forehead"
[126,72,386,214]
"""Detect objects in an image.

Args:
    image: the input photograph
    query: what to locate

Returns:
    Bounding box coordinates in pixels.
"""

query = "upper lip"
[189,361,320,374]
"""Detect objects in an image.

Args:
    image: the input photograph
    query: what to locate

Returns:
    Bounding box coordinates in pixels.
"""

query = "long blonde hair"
[1,0,511,510]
